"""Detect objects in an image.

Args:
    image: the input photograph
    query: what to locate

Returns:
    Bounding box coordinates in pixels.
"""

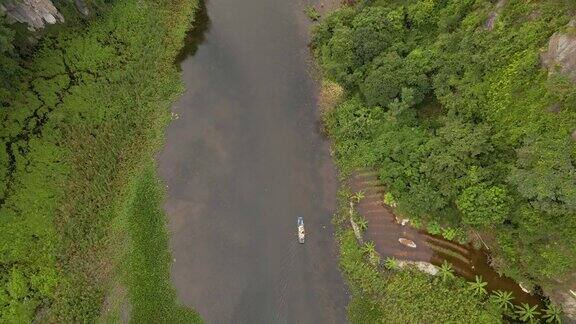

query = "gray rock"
[397,260,439,275]
[75,0,89,16]
[549,102,561,114]
[0,0,64,31]
[571,129,576,141]
[541,19,576,82]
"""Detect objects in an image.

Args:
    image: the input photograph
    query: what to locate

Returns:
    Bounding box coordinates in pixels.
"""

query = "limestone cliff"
[0,0,90,30]
[1,0,64,30]
[541,19,576,82]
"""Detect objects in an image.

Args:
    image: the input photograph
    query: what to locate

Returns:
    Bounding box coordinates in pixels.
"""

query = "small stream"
[350,169,543,306]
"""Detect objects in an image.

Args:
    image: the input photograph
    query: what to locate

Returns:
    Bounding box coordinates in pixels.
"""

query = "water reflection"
[175,0,210,65]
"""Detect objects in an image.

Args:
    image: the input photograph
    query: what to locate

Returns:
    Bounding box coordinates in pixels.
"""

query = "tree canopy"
[314,0,576,292]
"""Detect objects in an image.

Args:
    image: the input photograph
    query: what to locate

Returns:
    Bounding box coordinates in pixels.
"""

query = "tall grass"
[0,0,202,320]
[124,165,201,323]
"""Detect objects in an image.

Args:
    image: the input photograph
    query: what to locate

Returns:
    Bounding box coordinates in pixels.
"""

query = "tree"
[407,0,437,27]
[457,184,510,227]
[439,261,455,282]
[542,303,562,323]
[362,241,376,255]
[383,192,397,207]
[352,190,365,203]
[489,290,514,313]
[351,6,403,66]
[361,51,405,107]
[468,276,487,296]
[509,135,576,215]
[514,303,540,322]
[0,16,22,100]
[421,117,493,200]
[355,216,368,232]
[384,257,400,270]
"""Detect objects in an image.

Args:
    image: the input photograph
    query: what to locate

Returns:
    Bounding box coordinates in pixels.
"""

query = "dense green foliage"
[124,165,201,323]
[0,0,200,321]
[314,0,576,290]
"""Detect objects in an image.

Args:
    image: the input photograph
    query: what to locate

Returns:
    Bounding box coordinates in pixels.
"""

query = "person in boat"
[298,217,305,243]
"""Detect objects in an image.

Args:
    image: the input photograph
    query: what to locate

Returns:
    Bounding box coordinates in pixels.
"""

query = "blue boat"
[297,217,305,244]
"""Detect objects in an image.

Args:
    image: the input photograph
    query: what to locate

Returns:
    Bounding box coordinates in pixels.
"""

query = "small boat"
[398,238,417,248]
[297,217,305,244]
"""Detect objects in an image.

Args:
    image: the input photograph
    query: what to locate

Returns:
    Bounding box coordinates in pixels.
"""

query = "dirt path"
[158,1,348,322]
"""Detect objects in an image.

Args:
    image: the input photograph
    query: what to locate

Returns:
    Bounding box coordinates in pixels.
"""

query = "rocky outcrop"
[75,0,89,16]
[397,260,439,276]
[541,19,576,82]
[0,0,64,31]
[541,19,576,142]
[1,0,91,30]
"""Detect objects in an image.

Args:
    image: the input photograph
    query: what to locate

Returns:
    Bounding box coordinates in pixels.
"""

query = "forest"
[0,0,201,321]
[313,0,576,319]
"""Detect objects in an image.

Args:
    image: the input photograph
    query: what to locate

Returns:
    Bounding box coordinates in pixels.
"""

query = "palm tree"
[468,275,488,296]
[384,257,400,270]
[362,242,380,266]
[542,303,562,323]
[352,190,365,203]
[438,261,455,282]
[362,242,376,255]
[489,290,514,313]
[514,303,540,323]
[355,217,368,232]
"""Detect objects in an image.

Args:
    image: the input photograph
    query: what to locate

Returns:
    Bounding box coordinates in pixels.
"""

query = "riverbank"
[0,0,202,321]
[315,76,512,321]
[312,42,512,322]
[312,0,576,321]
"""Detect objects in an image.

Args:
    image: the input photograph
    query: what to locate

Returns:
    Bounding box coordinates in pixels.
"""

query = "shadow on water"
[175,0,210,66]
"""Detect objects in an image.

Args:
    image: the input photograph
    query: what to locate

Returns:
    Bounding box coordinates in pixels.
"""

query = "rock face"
[0,0,64,30]
[75,0,89,16]
[541,19,576,82]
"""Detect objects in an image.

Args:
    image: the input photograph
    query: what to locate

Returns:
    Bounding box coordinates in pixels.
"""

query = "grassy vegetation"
[312,0,576,295]
[305,6,321,21]
[124,165,201,323]
[0,0,202,321]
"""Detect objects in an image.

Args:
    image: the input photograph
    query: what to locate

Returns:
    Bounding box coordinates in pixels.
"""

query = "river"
[158,0,348,322]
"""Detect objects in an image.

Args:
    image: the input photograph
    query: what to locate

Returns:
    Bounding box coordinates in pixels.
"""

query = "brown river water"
[158,0,347,322]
